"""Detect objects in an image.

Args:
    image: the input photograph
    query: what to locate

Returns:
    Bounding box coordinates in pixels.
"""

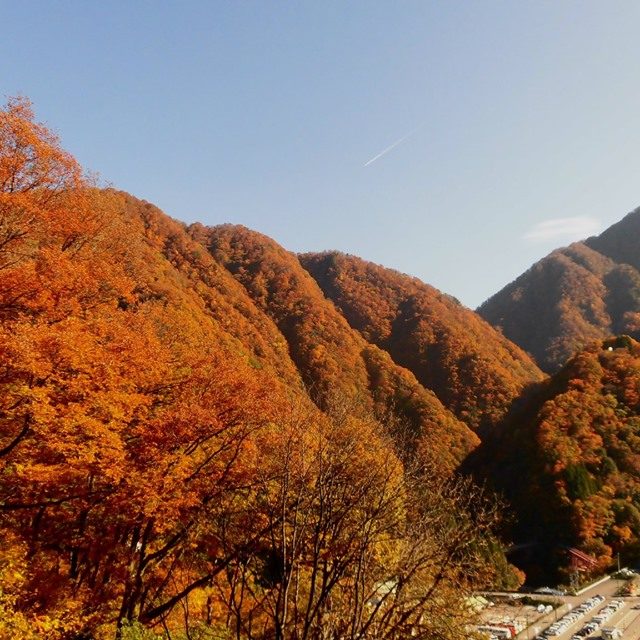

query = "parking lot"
[480,576,640,640]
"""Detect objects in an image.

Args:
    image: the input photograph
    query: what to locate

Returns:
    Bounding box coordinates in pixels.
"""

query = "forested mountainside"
[299,252,543,433]
[192,224,478,467]
[467,336,640,584]
[478,211,640,373]
[587,207,640,272]
[0,97,508,639]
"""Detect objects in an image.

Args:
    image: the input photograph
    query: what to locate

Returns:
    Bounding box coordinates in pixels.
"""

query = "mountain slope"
[586,206,640,271]
[299,251,544,433]
[0,96,507,639]
[468,336,640,582]
[109,191,307,390]
[2,185,481,633]
[479,209,640,373]
[192,224,479,468]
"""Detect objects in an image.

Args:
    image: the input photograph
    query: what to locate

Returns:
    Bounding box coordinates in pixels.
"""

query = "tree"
[0,97,501,640]
[215,399,497,640]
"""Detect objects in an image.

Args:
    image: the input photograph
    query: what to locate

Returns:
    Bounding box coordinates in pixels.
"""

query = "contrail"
[363,126,421,167]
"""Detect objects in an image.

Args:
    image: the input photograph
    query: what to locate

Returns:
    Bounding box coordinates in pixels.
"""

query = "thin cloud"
[363,126,421,167]
[523,216,602,243]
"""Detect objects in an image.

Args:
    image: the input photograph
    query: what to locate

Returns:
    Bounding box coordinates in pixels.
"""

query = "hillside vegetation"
[469,336,640,583]
[0,98,509,639]
[195,224,479,467]
[300,252,543,433]
[479,214,640,373]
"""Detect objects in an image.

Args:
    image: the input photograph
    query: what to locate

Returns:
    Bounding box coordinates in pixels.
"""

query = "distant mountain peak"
[479,206,640,373]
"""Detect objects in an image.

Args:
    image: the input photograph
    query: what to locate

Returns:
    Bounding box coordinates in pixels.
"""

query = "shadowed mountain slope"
[299,251,543,433]
[586,206,640,271]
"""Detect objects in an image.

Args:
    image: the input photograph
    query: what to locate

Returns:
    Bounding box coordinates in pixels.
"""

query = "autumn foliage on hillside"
[470,336,640,582]
[299,252,543,433]
[0,98,504,639]
[0,96,296,637]
[479,224,640,373]
[196,224,479,469]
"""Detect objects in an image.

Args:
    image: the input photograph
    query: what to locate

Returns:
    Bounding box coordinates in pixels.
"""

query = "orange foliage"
[300,252,543,432]
[474,337,640,580]
[0,97,499,639]
[199,225,479,469]
[0,97,298,635]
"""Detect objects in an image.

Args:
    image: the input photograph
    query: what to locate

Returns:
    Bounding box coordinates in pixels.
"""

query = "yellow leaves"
[0,530,28,592]
[0,610,42,640]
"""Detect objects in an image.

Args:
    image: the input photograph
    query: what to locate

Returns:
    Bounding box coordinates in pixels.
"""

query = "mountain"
[192,223,479,468]
[468,336,640,583]
[587,207,640,272]
[299,251,544,433]
[479,208,640,373]
[1,98,514,638]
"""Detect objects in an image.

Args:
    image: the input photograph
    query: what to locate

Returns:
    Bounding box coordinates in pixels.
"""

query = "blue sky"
[4,1,640,307]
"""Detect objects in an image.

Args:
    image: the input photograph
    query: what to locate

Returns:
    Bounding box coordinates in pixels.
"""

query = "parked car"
[535,587,566,596]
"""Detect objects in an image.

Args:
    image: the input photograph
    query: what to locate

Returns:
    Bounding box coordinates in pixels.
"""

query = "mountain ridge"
[479,209,640,372]
[300,250,544,433]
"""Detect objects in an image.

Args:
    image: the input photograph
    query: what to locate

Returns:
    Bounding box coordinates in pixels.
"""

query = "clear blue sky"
[4,1,640,307]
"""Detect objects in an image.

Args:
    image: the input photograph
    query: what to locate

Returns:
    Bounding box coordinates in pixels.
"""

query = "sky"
[3,1,640,308]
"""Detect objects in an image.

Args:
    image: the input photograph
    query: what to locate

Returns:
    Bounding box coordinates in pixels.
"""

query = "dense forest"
[473,206,640,581]
[5,95,640,639]
[0,99,518,639]
[468,336,640,583]
[193,224,479,468]
[299,252,543,434]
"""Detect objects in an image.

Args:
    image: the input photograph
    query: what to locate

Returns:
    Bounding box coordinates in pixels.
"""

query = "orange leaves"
[0,97,501,637]
[0,96,82,198]
[202,226,480,471]
[299,251,543,432]
[0,95,292,629]
[486,337,640,579]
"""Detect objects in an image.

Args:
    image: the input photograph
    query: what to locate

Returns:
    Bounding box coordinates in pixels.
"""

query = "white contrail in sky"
[363,126,421,167]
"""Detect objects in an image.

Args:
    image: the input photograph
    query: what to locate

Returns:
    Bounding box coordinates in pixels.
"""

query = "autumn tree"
[213,399,497,640]
[0,97,290,638]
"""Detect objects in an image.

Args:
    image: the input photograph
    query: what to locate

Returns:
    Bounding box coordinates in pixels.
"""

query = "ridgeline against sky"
[4,2,640,307]
[6,3,640,637]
